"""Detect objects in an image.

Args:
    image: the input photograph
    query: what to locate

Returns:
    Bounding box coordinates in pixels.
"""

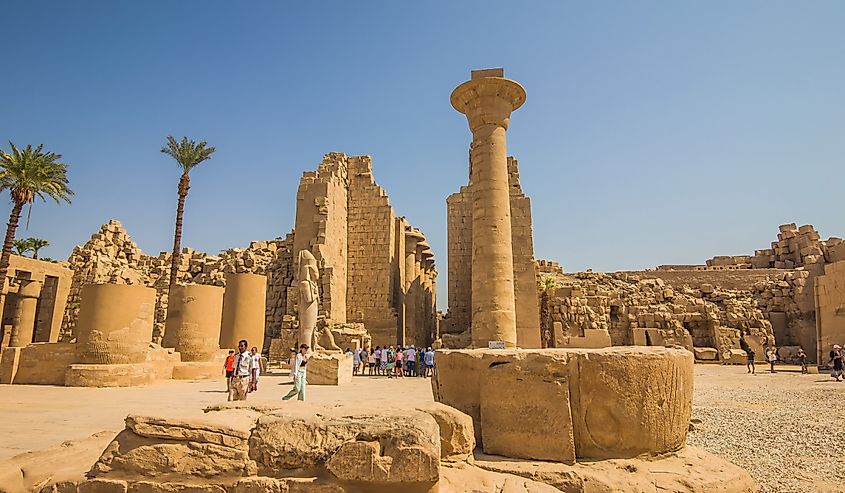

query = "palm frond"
[160,135,216,173]
[0,142,74,207]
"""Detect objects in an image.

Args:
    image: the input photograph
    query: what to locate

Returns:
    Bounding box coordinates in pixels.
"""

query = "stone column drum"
[8,279,42,347]
[451,69,526,348]
[76,284,156,364]
[219,273,267,352]
[162,284,224,361]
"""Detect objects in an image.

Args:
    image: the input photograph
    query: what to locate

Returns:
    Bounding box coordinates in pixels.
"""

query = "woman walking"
[282,344,309,401]
[830,344,843,382]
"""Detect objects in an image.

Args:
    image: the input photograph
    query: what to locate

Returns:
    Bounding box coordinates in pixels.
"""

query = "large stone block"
[11,343,77,385]
[480,364,575,464]
[248,403,440,485]
[432,347,693,461]
[306,352,353,385]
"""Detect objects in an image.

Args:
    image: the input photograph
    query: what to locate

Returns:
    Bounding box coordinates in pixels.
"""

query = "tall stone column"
[8,280,42,347]
[451,68,526,348]
[404,229,424,344]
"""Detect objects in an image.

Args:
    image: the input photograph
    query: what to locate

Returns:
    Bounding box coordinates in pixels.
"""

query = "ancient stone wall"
[292,152,349,322]
[814,260,845,363]
[443,156,541,346]
[346,155,399,344]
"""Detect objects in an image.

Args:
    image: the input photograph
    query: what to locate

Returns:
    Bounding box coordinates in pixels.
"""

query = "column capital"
[451,71,526,132]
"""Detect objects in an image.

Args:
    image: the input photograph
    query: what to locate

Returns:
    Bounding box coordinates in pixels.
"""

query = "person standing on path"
[228,340,256,402]
[766,345,778,373]
[830,344,843,382]
[797,347,808,374]
[250,347,261,392]
[740,337,755,375]
[223,350,235,392]
[283,344,310,401]
[367,348,377,376]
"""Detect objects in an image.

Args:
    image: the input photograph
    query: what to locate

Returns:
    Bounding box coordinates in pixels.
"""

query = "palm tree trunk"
[0,201,24,304]
[169,174,190,288]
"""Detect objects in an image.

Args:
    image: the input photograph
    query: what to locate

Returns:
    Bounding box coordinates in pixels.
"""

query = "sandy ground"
[0,365,842,492]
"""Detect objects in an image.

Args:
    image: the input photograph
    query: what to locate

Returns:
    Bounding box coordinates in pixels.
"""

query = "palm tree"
[160,136,216,288]
[13,238,32,256]
[538,275,558,348]
[0,143,73,294]
[29,238,49,259]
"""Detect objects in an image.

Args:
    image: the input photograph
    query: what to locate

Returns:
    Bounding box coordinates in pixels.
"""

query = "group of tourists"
[223,339,261,401]
[346,345,436,378]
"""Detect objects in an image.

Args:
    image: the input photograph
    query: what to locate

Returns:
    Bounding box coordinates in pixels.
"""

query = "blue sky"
[2,1,844,307]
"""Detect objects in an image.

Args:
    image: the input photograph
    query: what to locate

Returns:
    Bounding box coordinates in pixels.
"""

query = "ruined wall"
[61,220,293,345]
[292,153,349,322]
[443,156,541,346]
[814,260,845,363]
[346,155,399,345]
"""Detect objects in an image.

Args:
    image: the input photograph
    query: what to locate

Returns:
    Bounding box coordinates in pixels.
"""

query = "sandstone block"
[480,364,575,464]
[229,477,287,493]
[432,347,693,461]
[78,479,128,493]
[693,347,718,361]
[126,483,226,493]
[306,352,353,385]
[415,402,476,459]
[248,403,440,481]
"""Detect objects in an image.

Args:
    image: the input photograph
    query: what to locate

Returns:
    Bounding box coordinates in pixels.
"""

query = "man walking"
[283,344,310,401]
[228,340,256,401]
[223,349,235,392]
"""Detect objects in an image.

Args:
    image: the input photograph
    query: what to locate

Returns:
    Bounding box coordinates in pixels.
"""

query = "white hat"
[834,344,842,349]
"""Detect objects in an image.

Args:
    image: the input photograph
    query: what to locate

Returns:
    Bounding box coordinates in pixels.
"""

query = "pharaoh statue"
[296,250,320,348]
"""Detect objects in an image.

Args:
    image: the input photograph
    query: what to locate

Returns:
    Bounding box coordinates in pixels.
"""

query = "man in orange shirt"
[224,350,235,392]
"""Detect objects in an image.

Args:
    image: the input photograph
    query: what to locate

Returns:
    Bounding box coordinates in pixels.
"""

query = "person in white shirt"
[282,344,310,401]
[228,339,256,401]
[368,349,377,376]
[405,347,416,376]
[249,346,262,392]
[352,348,361,376]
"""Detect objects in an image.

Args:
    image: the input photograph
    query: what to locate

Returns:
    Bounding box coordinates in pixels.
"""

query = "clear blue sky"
[2,1,844,307]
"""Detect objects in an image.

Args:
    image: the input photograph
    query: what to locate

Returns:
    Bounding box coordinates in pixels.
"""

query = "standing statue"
[296,250,320,349]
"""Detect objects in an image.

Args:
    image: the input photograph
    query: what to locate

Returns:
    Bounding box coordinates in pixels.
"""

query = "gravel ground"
[687,364,845,493]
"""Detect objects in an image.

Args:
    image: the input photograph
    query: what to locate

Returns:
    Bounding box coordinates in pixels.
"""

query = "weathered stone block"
[306,352,353,385]
[480,364,575,464]
[65,363,155,387]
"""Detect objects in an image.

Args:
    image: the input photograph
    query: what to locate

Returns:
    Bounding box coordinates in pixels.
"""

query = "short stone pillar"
[162,284,224,361]
[219,273,267,352]
[8,279,42,347]
[76,284,156,364]
[451,69,526,348]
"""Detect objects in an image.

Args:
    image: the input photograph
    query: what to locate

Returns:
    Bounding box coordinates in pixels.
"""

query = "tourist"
[394,347,405,378]
[288,348,297,381]
[381,346,393,376]
[766,345,778,373]
[250,346,261,392]
[797,347,808,374]
[740,337,755,375]
[228,339,256,402]
[374,346,382,376]
[830,344,842,382]
[424,347,435,377]
[223,349,235,391]
[352,348,361,376]
[405,346,416,376]
[282,344,310,401]
[367,348,377,376]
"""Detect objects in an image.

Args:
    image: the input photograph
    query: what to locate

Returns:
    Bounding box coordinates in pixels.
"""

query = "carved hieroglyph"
[296,250,320,348]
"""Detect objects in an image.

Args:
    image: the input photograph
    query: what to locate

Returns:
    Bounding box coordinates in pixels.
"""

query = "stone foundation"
[432,347,693,461]
[64,363,156,387]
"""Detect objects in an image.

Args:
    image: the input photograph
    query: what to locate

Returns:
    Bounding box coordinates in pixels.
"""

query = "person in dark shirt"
[740,337,755,375]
